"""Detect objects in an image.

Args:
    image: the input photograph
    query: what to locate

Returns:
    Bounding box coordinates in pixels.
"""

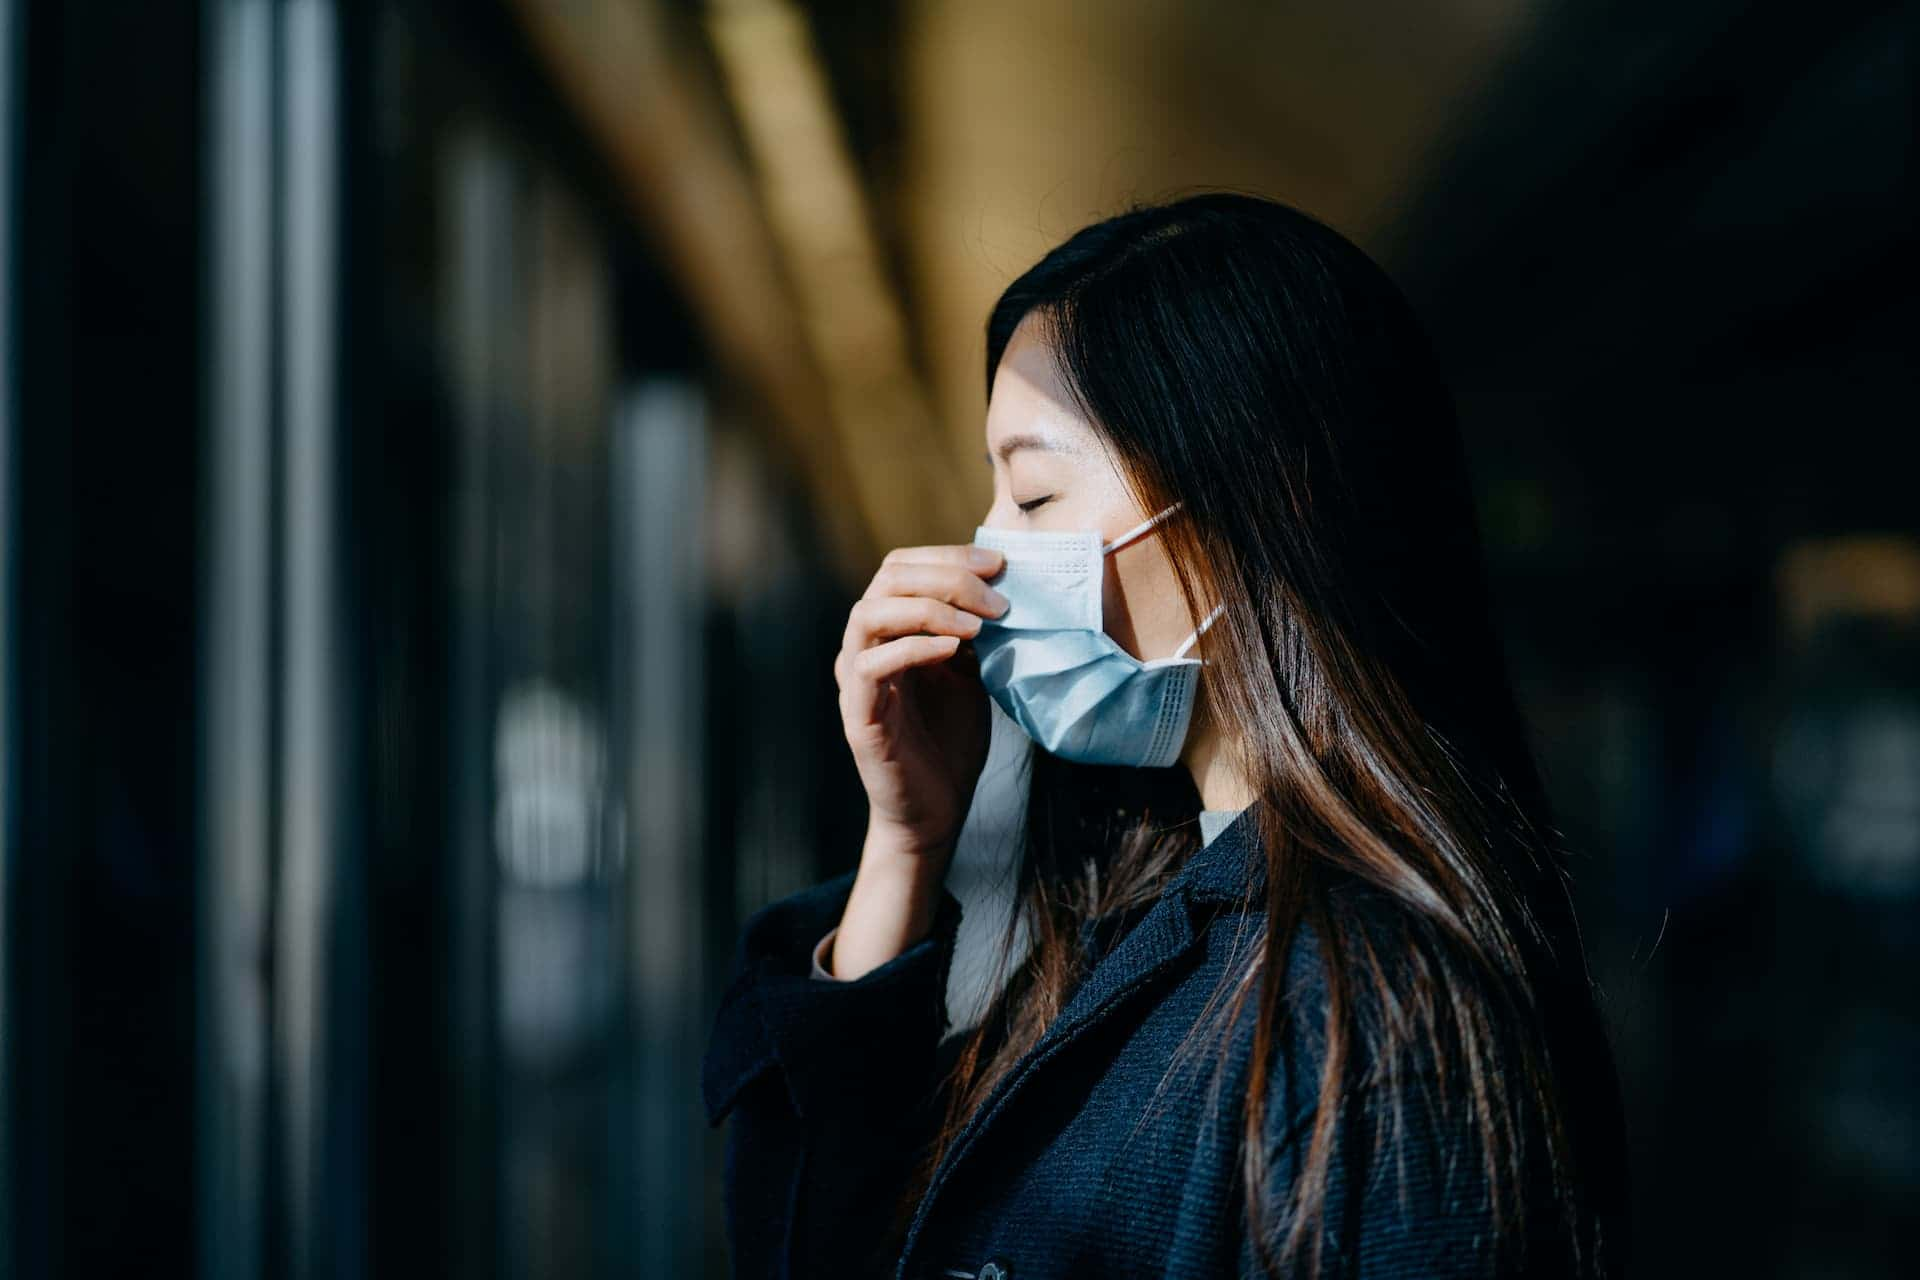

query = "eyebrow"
[983,430,1081,467]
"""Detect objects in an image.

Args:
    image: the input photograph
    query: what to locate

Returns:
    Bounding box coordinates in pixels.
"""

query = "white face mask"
[970,501,1226,769]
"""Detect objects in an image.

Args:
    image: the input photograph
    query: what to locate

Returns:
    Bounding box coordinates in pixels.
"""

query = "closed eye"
[1017,495,1054,513]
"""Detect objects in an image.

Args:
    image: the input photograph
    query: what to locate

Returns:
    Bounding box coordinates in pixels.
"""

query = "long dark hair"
[892,190,1628,1276]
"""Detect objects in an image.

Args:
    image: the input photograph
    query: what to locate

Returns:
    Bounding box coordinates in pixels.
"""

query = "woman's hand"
[836,543,1009,858]
[827,543,1008,977]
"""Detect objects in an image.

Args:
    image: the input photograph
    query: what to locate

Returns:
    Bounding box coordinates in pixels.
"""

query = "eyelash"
[1017,495,1054,513]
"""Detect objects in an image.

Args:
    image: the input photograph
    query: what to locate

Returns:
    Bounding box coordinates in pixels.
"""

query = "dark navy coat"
[701,805,1629,1279]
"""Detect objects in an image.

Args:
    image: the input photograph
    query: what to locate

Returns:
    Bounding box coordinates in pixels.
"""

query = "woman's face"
[981,313,1200,663]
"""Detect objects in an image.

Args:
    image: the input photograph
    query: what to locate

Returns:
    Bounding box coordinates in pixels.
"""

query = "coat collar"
[895,799,1269,1276]
[1074,801,1266,963]
[1167,799,1268,906]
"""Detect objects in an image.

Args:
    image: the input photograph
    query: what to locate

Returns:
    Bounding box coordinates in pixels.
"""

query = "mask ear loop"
[1100,501,1184,555]
[1172,601,1228,660]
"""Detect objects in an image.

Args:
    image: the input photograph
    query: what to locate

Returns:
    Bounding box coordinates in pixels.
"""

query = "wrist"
[849,842,946,930]
[832,826,955,979]
[861,817,958,880]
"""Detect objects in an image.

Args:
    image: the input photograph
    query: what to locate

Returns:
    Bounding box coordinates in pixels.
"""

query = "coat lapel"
[894,803,1267,1276]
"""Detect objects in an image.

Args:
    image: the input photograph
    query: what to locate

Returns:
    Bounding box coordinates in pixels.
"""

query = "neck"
[1179,691,1257,811]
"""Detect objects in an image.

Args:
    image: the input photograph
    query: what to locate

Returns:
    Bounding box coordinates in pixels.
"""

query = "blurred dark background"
[0,0,1911,1276]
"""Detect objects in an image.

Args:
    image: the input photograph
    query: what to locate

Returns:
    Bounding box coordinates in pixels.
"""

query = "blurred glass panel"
[437,111,619,1279]
[0,0,14,1270]
[613,378,707,1276]
[201,5,354,1280]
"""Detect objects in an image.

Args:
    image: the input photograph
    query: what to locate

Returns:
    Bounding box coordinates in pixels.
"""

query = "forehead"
[984,319,1100,459]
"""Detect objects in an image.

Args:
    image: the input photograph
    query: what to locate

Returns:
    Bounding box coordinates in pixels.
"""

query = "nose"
[976,496,1019,533]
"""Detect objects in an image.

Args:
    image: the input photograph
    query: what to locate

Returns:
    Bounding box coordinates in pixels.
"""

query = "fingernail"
[967,546,1001,570]
[986,587,1010,614]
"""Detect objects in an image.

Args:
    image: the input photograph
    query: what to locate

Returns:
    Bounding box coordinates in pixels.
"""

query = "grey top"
[1196,805,1242,849]
[810,806,1249,981]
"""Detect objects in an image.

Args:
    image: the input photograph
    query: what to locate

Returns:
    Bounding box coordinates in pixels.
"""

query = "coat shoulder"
[1211,869,1628,1278]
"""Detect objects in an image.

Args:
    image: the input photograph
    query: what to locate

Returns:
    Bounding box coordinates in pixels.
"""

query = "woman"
[701,191,1631,1278]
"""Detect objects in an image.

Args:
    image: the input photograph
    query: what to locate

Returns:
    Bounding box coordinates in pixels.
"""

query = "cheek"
[1099,562,1141,658]
[1102,546,1187,659]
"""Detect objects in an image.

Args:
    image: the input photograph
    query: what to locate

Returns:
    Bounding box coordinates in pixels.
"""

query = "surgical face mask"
[970,501,1226,769]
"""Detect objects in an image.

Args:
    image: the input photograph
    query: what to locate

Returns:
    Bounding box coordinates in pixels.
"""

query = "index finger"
[881,544,1004,574]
